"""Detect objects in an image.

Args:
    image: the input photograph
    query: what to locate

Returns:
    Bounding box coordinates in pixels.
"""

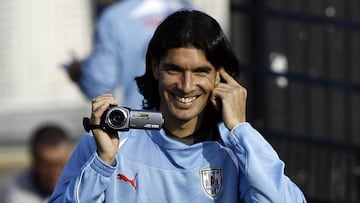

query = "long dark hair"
[135,10,240,111]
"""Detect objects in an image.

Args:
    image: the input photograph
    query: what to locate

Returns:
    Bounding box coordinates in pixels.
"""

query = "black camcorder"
[83,106,164,134]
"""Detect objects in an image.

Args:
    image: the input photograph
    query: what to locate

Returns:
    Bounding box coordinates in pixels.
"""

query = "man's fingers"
[219,68,239,86]
[91,94,118,124]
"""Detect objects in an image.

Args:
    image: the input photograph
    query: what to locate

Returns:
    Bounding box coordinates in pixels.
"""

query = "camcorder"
[83,106,164,134]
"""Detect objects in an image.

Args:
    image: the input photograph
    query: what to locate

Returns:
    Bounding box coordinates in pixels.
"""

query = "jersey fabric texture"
[49,122,307,202]
[77,0,192,108]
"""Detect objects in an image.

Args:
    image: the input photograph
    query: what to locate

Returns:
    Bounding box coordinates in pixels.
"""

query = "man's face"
[34,141,70,194]
[152,48,220,126]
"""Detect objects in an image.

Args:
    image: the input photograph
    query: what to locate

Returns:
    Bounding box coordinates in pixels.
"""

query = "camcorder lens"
[108,110,126,127]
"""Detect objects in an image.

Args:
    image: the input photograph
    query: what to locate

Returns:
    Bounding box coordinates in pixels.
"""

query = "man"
[65,0,192,109]
[50,10,307,202]
[0,124,71,203]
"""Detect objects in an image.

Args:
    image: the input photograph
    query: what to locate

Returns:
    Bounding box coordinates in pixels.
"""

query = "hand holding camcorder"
[83,106,163,134]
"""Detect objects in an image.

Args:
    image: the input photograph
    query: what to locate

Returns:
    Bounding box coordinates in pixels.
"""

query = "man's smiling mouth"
[174,95,198,104]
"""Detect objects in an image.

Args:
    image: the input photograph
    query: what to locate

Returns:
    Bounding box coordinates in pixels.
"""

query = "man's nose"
[179,72,195,93]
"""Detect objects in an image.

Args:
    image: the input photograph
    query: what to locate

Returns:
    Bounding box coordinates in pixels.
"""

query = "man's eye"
[194,68,211,74]
[195,69,209,73]
[164,67,181,74]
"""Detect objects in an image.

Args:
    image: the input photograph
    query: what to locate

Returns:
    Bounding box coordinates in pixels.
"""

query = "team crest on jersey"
[200,168,223,198]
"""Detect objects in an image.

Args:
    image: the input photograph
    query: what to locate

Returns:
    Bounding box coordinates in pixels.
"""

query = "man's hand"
[90,94,119,165]
[65,60,82,82]
[210,68,247,130]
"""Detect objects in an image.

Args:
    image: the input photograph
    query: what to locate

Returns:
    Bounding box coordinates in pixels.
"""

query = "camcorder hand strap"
[83,117,102,132]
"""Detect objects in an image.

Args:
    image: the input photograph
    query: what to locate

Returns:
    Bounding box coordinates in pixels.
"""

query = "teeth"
[175,96,196,104]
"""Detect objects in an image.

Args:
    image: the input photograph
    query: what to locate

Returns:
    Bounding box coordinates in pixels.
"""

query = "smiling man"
[49,10,307,203]
[155,47,221,137]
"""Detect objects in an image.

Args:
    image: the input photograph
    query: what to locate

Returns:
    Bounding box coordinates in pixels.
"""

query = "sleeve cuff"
[90,153,118,177]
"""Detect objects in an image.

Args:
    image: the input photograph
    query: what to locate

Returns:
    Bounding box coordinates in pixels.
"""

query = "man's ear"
[151,60,159,80]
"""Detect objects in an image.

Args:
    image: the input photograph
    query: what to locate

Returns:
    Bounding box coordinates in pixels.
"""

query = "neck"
[163,114,204,139]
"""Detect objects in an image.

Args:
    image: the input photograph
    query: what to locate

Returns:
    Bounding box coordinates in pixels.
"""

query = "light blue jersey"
[49,123,307,202]
[77,0,192,108]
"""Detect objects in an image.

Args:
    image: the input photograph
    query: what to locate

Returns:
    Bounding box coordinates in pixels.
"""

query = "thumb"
[210,92,221,111]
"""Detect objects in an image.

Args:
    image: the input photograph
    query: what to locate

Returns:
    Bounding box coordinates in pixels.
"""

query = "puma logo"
[117,173,138,190]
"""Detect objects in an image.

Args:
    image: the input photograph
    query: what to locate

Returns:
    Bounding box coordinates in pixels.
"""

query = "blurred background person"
[0,0,93,163]
[0,124,72,203]
[64,0,193,109]
[92,0,119,17]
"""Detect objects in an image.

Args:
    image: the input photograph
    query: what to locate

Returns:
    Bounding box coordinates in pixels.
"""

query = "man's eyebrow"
[162,63,213,71]
[162,63,181,68]
[194,66,213,71]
